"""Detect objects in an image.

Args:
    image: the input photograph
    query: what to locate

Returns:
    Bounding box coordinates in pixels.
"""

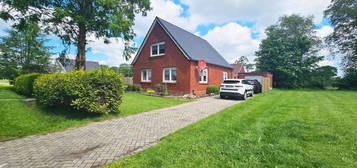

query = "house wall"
[133,21,234,95]
[189,62,233,96]
[132,22,192,94]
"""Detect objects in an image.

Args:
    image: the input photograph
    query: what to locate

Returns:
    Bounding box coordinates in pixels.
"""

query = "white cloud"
[180,0,330,29]
[202,22,259,63]
[316,25,334,38]
[86,36,129,66]
[133,0,198,37]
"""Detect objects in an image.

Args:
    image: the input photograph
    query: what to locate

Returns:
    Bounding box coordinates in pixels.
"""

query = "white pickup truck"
[219,79,254,100]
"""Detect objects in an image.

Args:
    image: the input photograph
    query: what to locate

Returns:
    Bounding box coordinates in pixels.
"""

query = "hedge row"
[14,73,42,96]
[34,70,124,114]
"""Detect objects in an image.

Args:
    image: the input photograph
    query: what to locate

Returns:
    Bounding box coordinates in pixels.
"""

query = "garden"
[0,70,190,141]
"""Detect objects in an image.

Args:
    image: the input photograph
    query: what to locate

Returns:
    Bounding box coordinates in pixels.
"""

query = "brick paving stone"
[0,96,240,168]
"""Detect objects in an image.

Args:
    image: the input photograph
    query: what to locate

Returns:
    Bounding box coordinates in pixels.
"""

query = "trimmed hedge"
[206,85,220,95]
[125,84,142,92]
[34,70,124,114]
[14,73,42,96]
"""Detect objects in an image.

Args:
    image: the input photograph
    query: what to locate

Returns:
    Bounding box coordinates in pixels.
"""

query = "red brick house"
[230,63,246,77]
[132,17,234,95]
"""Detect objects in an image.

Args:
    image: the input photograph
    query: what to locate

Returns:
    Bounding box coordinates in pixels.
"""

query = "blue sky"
[1,0,338,71]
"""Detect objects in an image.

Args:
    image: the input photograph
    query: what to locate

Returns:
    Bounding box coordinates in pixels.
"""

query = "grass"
[0,86,190,141]
[0,85,25,99]
[106,90,357,168]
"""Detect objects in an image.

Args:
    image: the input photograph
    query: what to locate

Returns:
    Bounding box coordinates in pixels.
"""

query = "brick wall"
[133,22,234,95]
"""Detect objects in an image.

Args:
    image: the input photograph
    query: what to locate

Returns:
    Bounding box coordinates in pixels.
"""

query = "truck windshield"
[223,80,240,84]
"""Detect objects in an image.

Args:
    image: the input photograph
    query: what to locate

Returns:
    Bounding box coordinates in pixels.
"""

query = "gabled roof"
[231,63,245,74]
[59,59,100,72]
[132,17,233,69]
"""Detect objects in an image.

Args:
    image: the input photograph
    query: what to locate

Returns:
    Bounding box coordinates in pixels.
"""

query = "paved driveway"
[0,96,240,168]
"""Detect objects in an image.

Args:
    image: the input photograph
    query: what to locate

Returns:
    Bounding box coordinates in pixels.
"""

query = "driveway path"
[0,96,240,168]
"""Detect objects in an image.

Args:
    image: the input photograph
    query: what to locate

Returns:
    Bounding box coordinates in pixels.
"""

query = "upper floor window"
[141,69,152,82]
[199,69,208,84]
[163,67,176,83]
[223,72,228,80]
[151,42,165,56]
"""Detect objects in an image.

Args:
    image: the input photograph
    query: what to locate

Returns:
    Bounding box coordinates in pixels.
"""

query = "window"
[163,67,176,82]
[199,68,208,84]
[141,69,152,82]
[223,72,228,80]
[151,42,165,56]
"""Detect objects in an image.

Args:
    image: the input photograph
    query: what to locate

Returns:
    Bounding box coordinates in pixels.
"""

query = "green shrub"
[155,83,168,96]
[14,73,42,96]
[125,84,142,92]
[206,85,220,95]
[34,70,124,114]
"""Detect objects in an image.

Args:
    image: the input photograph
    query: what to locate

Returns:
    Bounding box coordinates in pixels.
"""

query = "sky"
[0,0,338,70]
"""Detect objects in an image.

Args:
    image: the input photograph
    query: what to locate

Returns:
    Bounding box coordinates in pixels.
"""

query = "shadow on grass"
[25,100,119,121]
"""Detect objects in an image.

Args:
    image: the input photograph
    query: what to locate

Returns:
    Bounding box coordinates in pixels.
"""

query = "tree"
[118,63,133,77]
[325,0,357,70]
[234,56,255,72]
[325,0,357,89]
[0,22,51,80]
[305,66,337,89]
[1,0,151,70]
[255,14,323,88]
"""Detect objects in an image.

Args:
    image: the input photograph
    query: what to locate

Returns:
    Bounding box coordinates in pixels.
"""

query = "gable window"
[199,69,208,84]
[163,67,176,83]
[151,42,165,56]
[223,72,228,80]
[141,69,152,82]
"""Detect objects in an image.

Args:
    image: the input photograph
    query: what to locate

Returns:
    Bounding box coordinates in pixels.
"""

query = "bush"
[14,73,42,96]
[206,85,220,95]
[125,84,142,92]
[155,83,168,96]
[34,70,124,114]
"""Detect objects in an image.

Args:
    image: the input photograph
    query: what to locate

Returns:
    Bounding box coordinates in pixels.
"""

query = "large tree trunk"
[75,23,86,70]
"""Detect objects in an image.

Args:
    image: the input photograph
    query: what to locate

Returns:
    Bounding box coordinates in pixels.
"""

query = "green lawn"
[0,86,190,141]
[106,90,357,168]
[0,85,25,99]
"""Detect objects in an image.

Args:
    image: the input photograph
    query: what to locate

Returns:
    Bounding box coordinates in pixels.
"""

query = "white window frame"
[223,72,228,80]
[163,67,177,83]
[199,68,208,84]
[150,41,165,57]
[141,69,152,82]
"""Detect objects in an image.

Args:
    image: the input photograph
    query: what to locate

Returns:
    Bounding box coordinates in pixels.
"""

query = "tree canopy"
[255,14,324,88]
[0,22,51,80]
[0,0,151,70]
[325,0,357,89]
[325,0,357,69]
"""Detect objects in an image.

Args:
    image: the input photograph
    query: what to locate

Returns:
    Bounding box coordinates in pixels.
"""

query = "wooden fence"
[123,77,133,84]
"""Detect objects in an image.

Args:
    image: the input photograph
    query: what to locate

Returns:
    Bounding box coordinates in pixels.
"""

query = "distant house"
[54,59,100,73]
[132,17,234,95]
[230,63,246,76]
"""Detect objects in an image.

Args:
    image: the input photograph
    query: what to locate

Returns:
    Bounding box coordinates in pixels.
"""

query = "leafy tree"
[304,66,337,89]
[325,0,357,70]
[118,63,133,77]
[325,0,357,89]
[255,14,323,88]
[1,0,151,70]
[0,22,51,81]
[234,56,255,72]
